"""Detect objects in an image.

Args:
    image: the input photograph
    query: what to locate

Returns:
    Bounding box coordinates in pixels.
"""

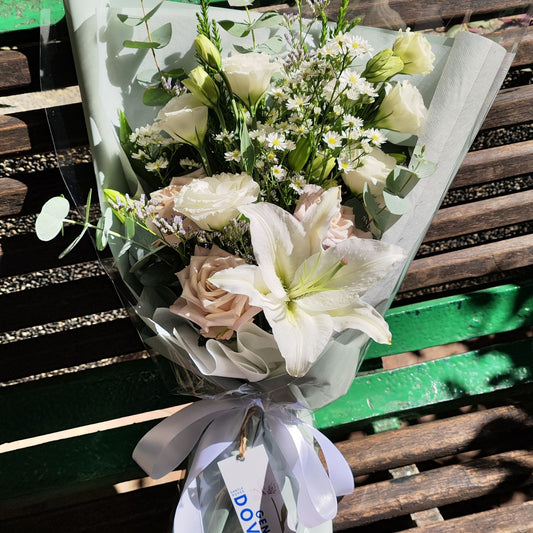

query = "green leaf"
[143,86,173,106]
[150,23,172,48]
[123,22,171,50]
[119,110,133,145]
[250,11,283,30]
[256,35,284,54]
[383,190,412,215]
[35,196,70,241]
[123,39,161,49]
[239,120,255,173]
[58,225,89,259]
[118,240,133,258]
[117,1,164,26]
[219,20,252,38]
[413,159,436,179]
[96,209,113,250]
[125,216,137,240]
[136,69,161,88]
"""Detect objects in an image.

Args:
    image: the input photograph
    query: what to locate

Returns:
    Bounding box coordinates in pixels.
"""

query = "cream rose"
[223,52,281,109]
[293,185,364,247]
[155,93,208,146]
[173,172,259,230]
[342,147,396,195]
[393,29,435,75]
[374,81,427,135]
[170,245,261,340]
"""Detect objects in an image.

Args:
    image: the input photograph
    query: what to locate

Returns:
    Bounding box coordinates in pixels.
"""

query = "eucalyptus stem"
[141,0,165,85]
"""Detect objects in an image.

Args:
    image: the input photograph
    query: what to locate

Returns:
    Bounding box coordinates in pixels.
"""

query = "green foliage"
[35,196,70,241]
[123,22,172,49]
[117,1,164,27]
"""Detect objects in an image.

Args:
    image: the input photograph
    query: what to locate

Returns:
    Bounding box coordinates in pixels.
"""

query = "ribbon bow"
[133,396,354,531]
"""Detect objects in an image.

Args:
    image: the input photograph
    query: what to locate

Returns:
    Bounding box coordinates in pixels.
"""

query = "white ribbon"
[133,396,354,531]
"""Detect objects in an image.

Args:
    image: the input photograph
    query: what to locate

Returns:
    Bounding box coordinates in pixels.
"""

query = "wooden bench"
[1,2,532,531]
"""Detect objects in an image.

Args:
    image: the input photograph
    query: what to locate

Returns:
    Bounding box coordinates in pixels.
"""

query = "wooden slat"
[0,115,31,156]
[482,85,533,130]
[0,319,144,382]
[334,449,533,529]
[0,276,124,332]
[452,140,533,189]
[414,501,533,532]
[0,50,30,90]
[326,0,532,29]
[336,405,533,477]
[401,234,533,293]
[423,190,533,242]
[0,177,27,216]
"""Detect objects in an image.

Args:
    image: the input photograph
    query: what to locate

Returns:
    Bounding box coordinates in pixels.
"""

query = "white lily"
[210,187,405,377]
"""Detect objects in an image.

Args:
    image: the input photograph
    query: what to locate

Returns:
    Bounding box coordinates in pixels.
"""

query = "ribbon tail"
[308,424,354,496]
[269,416,338,528]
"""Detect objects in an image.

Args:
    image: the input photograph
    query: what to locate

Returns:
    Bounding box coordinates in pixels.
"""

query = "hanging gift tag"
[218,444,294,533]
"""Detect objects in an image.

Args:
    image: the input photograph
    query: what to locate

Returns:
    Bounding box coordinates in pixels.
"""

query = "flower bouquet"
[36,0,520,531]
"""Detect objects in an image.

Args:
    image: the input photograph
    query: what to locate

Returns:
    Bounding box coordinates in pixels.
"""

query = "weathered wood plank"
[0,115,31,155]
[401,234,533,292]
[0,50,30,90]
[336,405,533,477]
[0,319,144,382]
[452,140,533,189]
[334,449,533,529]
[482,85,533,130]
[0,177,27,216]
[413,500,533,532]
[423,190,533,242]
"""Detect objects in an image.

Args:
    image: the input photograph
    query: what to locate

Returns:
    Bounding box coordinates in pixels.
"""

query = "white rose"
[155,93,208,146]
[173,172,259,230]
[374,81,427,135]
[341,147,396,195]
[393,29,435,75]
[223,53,281,109]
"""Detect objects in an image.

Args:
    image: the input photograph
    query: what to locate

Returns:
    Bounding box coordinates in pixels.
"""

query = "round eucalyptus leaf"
[35,197,70,241]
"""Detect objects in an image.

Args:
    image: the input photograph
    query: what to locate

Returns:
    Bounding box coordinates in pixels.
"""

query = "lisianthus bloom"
[155,93,208,147]
[223,52,281,110]
[171,245,261,340]
[393,29,435,75]
[342,147,397,195]
[374,81,427,135]
[173,172,259,230]
[210,187,405,377]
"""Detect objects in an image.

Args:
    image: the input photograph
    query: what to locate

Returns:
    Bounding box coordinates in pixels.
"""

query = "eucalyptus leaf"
[123,39,161,49]
[58,225,88,259]
[35,196,70,241]
[143,86,173,106]
[117,1,164,26]
[96,209,114,250]
[383,190,412,215]
[256,35,284,54]
[363,184,399,233]
[250,11,283,30]
[219,20,251,38]
[414,159,436,179]
[136,69,161,87]
[118,240,133,258]
[150,23,172,49]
